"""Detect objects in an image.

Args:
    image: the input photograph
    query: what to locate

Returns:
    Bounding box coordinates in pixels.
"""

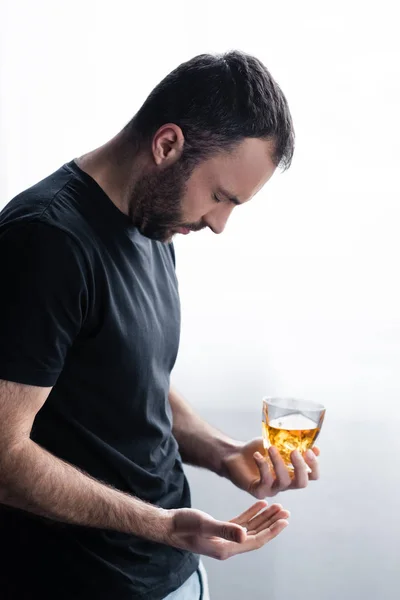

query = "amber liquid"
[262,413,321,470]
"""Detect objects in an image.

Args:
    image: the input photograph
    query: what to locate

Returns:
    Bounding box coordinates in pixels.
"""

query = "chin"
[142,230,173,244]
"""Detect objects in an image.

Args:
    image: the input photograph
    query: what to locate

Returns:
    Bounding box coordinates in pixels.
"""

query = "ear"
[152,124,184,166]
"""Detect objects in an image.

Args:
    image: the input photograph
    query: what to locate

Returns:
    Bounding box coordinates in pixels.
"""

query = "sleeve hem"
[0,363,60,388]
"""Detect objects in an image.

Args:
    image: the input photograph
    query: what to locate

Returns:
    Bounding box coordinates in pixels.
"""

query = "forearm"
[169,386,241,476]
[0,439,169,543]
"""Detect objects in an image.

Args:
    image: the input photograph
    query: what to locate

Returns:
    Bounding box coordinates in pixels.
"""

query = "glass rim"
[262,396,326,412]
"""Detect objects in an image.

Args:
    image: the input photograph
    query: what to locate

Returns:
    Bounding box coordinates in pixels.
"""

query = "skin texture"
[77,125,277,241]
[169,387,320,499]
[0,379,289,559]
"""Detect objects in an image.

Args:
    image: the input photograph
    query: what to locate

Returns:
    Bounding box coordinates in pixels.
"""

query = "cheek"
[181,188,212,220]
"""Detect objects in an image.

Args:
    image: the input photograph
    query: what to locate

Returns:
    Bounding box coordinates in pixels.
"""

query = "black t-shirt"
[0,161,198,599]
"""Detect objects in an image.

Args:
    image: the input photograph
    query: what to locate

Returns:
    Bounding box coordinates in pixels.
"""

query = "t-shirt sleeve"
[0,221,90,387]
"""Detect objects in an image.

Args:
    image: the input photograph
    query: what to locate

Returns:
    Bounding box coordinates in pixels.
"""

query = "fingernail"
[254,452,263,460]
[292,450,301,460]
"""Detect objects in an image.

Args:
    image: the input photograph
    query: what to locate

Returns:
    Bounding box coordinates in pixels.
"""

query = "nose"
[204,205,234,235]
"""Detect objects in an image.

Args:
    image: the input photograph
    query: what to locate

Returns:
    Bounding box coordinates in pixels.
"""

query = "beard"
[127,159,206,242]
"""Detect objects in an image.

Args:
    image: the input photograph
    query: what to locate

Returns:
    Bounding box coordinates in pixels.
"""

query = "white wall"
[1,0,399,423]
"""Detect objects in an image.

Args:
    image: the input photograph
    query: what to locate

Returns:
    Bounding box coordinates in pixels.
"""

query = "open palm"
[170,501,289,561]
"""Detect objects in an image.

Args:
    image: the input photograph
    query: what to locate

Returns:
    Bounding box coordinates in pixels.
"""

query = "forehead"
[193,137,277,202]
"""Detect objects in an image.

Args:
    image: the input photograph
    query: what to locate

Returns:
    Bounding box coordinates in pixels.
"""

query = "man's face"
[132,137,277,242]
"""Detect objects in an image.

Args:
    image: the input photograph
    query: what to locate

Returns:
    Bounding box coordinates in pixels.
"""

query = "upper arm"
[0,220,89,453]
[0,379,51,454]
[0,221,90,387]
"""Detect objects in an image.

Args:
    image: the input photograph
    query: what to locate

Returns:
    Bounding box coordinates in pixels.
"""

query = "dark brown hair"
[126,50,294,170]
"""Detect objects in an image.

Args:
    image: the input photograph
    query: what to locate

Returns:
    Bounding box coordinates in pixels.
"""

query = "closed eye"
[214,189,241,206]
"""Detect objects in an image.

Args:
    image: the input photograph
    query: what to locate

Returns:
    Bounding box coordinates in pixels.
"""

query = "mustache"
[182,220,208,232]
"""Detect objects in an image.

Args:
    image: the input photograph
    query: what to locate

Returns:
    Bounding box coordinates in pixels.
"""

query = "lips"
[176,227,191,235]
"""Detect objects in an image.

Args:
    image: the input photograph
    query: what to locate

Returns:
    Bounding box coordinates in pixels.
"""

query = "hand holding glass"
[262,397,325,472]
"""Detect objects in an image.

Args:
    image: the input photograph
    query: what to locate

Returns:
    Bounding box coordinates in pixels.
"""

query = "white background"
[1,2,400,598]
[2,0,398,422]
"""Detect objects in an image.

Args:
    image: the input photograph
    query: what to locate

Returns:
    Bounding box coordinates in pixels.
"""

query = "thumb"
[202,517,247,543]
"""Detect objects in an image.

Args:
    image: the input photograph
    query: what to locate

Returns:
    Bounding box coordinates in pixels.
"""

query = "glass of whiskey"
[262,397,326,472]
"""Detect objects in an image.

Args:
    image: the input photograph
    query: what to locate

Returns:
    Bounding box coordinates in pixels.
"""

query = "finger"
[200,516,247,543]
[304,448,320,480]
[246,504,284,532]
[233,519,289,556]
[249,509,291,535]
[253,519,289,546]
[230,500,268,526]
[290,450,309,489]
[312,446,320,457]
[252,452,275,497]
[268,447,291,490]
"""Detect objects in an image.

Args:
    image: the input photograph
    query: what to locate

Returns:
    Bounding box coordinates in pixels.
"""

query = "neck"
[76,131,147,218]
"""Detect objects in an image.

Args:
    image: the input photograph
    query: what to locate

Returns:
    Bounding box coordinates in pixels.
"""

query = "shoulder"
[0,219,91,291]
[1,218,85,258]
[1,164,76,224]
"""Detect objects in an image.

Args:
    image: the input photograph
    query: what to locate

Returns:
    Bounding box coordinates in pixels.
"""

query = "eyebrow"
[219,188,242,206]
